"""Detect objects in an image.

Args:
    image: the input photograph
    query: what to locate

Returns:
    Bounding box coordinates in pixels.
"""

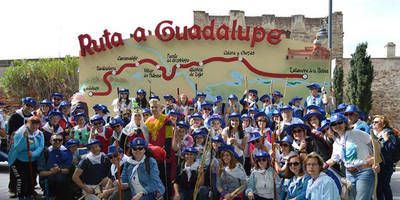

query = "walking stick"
[271,130,277,200]
[370,129,382,200]
[115,139,122,200]
[25,130,36,200]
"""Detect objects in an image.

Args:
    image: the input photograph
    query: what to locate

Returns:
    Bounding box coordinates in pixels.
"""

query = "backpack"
[391,128,400,163]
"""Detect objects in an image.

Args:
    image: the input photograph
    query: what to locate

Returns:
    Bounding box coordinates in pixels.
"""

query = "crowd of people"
[0,83,399,200]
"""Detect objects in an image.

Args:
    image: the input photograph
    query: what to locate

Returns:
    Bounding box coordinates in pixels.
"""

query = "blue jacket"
[8,125,44,166]
[121,157,165,196]
[280,175,310,200]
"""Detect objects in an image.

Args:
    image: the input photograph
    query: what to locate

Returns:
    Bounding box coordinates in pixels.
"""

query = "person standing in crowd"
[208,114,224,137]
[305,152,340,200]
[189,113,204,133]
[51,92,64,110]
[172,121,192,159]
[120,137,165,200]
[275,135,296,174]
[177,93,192,119]
[109,117,132,151]
[8,116,44,199]
[89,115,113,154]
[259,94,275,118]
[92,104,112,125]
[277,106,303,137]
[280,154,310,200]
[200,102,213,126]
[33,99,52,126]
[271,91,284,109]
[163,94,177,115]
[304,83,325,109]
[222,112,247,163]
[173,147,208,200]
[372,115,398,200]
[240,89,258,114]
[7,97,36,198]
[70,112,90,146]
[134,89,150,109]
[41,110,64,147]
[124,108,149,142]
[344,105,370,133]
[217,144,247,200]
[289,96,304,119]
[104,145,129,200]
[72,139,111,200]
[59,101,72,136]
[254,112,273,143]
[38,134,72,200]
[226,94,241,117]
[213,96,225,116]
[246,151,281,200]
[168,109,182,126]
[194,92,207,113]
[111,88,133,116]
[325,113,377,200]
[145,98,174,197]
[142,108,152,122]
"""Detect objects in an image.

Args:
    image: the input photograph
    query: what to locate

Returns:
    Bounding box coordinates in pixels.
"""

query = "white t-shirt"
[330,129,372,168]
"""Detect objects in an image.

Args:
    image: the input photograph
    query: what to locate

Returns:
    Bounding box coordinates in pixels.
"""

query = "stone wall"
[193,10,344,64]
[343,58,400,128]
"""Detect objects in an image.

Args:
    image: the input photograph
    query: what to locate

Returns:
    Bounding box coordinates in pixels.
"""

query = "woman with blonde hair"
[372,115,398,200]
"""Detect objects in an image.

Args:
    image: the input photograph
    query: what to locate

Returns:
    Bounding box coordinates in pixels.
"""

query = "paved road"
[0,162,399,199]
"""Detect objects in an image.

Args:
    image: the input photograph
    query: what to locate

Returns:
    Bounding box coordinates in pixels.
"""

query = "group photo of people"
[1,82,399,200]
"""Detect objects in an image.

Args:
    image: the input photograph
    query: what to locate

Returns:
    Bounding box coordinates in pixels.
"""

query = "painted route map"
[79,35,330,110]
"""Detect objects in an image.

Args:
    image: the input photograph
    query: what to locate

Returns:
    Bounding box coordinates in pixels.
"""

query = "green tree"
[346,42,374,114]
[0,56,79,100]
[333,65,344,105]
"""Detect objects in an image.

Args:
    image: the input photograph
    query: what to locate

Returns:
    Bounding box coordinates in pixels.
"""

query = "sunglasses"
[132,147,144,151]
[330,121,344,127]
[288,162,300,167]
[280,143,290,147]
[257,158,268,162]
[292,129,304,133]
[53,139,63,142]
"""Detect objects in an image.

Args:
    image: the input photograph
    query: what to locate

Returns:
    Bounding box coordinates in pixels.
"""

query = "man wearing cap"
[304,83,326,110]
[7,97,36,197]
[344,105,370,133]
[72,139,112,200]
[8,116,44,199]
[145,98,174,196]
[272,90,284,109]
[38,134,72,200]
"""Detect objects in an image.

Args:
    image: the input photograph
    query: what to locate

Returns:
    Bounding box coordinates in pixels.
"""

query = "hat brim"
[284,123,311,136]
[303,112,323,122]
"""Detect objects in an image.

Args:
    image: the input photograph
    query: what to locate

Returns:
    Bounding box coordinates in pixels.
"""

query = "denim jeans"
[346,168,374,200]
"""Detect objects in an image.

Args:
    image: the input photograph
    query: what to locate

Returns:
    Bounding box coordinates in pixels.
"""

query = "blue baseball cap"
[22,97,37,106]
[129,137,148,148]
[207,114,224,126]
[107,145,123,157]
[90,114,105,124]
[190,113,204,120]
[176,121,189,129]
[65,139,80,149]
[254,151,270,160]
[182,147,198,155]
[40,99,52,106]
[330,113,348,126]
[228,94,238,100]
[279,105,293,112]
[48,110,63,118]
[51,92,64,99]
[137,89,146,95]
[344,105,359,114]
[218,144,239,159]
[192,128,208,138]
[272,90,283,97]
[86,139,101,148]
[211,134,225,143]
[303,111,323,122]
[284,123,311,136]
[59,101,71,109]
[306,83,321,91]
[118,88,129,94]
[280,135,294,145]
[196,92,206,97]
[109,117,124,127]
[248,89,258,95]
[213,96,223,104]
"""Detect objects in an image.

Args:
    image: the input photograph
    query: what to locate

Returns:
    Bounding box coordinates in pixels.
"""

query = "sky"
[0,0,399,59]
